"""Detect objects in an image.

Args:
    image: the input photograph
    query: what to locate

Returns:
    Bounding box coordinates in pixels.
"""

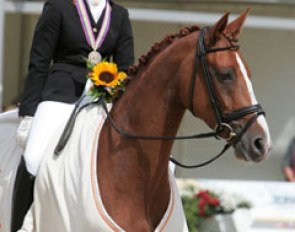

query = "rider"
[282,137,295,182]
[12,0,134,230]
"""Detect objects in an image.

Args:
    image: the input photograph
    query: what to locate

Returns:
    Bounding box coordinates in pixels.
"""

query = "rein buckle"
[215,123,236,141]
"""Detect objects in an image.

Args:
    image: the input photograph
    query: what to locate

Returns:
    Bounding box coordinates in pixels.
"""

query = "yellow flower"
[89,61,126,87]
[86,60,127,102]
[118,72,127,81]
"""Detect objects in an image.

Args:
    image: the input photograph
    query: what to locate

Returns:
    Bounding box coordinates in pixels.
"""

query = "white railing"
[3,1,295,30]
[1,1,295,111]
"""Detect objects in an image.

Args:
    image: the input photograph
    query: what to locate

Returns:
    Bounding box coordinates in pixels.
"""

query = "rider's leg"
[10,157,35,232]
[23,102,75,176]
[10,101,75,231]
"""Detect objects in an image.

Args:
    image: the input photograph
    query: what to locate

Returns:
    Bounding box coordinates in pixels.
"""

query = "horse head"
[180,9,271,162]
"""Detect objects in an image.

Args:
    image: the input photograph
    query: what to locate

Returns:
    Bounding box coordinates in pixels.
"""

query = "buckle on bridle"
[215,123,236,141]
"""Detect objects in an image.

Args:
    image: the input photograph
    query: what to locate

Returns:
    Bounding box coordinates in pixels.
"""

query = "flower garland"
[196,190,221,217]
[181,183,252,231]
[85,59,127,102]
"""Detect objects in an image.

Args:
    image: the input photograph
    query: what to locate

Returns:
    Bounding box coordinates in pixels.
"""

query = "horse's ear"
[207,12,230,45]
[225,8,250,40]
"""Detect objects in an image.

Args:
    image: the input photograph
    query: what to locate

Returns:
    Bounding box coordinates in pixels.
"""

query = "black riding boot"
[10,157,35,232]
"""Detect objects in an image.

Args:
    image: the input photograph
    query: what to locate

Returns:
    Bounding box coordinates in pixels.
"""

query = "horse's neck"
[97,40,190,230]
[114,52,185,154]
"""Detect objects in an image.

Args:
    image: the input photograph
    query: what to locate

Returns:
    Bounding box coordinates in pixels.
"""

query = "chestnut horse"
[20,9,271,232]
[96,8,271,231]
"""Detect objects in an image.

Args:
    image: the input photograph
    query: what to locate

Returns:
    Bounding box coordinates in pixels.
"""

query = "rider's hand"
[16,116,33,150]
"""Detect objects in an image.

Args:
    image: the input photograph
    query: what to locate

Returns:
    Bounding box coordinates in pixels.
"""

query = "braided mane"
[127,25,200,78]
[114,25,200,101]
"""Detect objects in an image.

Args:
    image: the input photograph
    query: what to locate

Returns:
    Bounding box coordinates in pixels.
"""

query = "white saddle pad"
[19,104,188,232]
[0,109,22,232]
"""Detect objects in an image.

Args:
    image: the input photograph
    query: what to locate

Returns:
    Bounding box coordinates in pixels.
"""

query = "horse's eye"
[213,68,235,83]
[209,68,235,83]
[216,72,233,81]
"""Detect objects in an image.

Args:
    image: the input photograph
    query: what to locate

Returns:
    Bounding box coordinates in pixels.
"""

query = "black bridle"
[189,27,265,146]
[167,27,265,168]
[54,27,265,168]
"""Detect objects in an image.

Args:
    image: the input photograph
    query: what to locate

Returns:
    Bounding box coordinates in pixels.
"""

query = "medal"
[75,0,111,64]
[91,0,100,6]
[88,51,102,64]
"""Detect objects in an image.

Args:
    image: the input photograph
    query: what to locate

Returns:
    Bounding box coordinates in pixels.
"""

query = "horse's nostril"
[253,138,265,155]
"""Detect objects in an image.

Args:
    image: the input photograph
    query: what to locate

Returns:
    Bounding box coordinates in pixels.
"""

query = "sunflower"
[86,60,127,102]
[89,61,126,87]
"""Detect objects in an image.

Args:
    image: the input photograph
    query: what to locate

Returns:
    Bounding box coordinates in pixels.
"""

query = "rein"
[101,100,230,168]
[101,100,215,141]
[54,27,265,168]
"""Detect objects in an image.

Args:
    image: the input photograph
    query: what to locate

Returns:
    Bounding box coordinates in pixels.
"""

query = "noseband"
[189,27,265,146]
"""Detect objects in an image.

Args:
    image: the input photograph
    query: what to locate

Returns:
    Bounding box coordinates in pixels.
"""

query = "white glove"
[16,116,34,150]
[84,79,93,94]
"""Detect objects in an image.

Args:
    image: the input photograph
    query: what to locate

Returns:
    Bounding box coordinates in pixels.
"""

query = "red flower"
[196,190,209,198]
[198,198,207,208]
[208,197,220,206]
[198,207,206,217]
[194,189,222,217]
[197,200,206,217]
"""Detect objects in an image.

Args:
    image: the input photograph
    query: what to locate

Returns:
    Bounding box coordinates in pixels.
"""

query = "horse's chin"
[228,117,272,163]
[233,137,271,162]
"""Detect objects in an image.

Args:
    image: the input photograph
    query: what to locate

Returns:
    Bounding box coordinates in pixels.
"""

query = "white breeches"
[23,101,75,176]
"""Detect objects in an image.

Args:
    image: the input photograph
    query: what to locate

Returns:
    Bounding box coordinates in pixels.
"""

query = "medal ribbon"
[75,0,112,51]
